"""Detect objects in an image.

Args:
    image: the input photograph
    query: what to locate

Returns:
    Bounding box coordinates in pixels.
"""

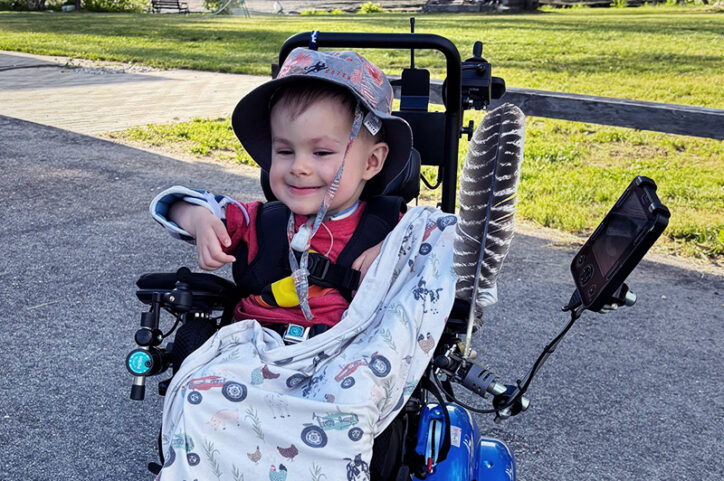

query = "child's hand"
[170,203,236,271]
[352,241,383,284]
[194,214,237,270]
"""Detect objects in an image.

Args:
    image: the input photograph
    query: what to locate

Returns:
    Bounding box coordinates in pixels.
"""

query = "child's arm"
[150,186,240,271]
[169,202,236,271]
[351,241,383,284]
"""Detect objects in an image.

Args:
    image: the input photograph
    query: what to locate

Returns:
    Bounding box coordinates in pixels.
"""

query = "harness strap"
[303,252,361,293]
[233,196,405,303]
[333,195,406,300]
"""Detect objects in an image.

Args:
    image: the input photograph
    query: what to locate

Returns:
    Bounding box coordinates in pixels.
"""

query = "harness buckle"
[283,323,310,344]
[308,254,331,280]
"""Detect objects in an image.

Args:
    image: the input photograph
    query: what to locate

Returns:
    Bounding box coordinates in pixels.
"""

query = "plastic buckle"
[308,254,331,280]
[283,323,310,344]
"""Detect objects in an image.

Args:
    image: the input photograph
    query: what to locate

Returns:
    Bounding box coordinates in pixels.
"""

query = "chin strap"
[287,104,364,321]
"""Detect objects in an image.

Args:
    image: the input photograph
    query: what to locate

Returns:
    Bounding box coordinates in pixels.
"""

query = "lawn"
[1,6,723,259]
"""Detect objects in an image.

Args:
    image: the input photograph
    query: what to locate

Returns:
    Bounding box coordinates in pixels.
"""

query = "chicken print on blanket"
[157,206,457,481]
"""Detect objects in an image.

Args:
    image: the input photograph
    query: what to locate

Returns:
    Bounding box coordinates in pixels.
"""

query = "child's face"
[269,96,388,216]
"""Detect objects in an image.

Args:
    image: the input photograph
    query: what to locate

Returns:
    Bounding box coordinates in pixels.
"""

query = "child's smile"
[269,96,388,217]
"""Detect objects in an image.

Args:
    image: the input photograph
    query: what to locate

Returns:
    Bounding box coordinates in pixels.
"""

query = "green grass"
[1,7,722,106]
[3,7,723,260]
[506,119,723,259]
[109,111,723,260]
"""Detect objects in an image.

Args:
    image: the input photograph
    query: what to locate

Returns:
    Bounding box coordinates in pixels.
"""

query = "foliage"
[357,1,385,13]
[301,8,346,15]
[203,0,243,14]
[0,0,77,11]
[83,0,145,12]
[611,0,627,7]
[0,0,29,10]
[203,0,222,11]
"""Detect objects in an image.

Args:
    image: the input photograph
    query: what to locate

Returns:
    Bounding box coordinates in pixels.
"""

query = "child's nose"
[290,155,312,175]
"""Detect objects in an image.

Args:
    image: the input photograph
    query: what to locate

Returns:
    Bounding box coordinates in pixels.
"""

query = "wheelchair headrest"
[260,148,421,204]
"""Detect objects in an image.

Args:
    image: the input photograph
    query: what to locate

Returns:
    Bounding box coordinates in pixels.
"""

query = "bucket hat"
[231,47,413,197]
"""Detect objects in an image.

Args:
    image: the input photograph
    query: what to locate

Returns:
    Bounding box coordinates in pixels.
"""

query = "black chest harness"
[231,196,406,302]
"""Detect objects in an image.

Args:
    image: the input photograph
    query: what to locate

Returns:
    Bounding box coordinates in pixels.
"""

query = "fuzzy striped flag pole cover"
[453,103,525,355]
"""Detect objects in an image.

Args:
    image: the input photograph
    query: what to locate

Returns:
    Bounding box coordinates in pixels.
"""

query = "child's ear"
[363,142,389,180]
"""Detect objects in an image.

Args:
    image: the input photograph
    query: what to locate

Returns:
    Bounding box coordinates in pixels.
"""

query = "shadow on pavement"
[0,52,176,92]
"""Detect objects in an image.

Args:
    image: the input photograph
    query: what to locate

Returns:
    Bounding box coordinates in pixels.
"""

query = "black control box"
[571,176,670,311]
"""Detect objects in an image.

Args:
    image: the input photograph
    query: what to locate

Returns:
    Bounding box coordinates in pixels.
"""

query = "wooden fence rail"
[395,81,724,141]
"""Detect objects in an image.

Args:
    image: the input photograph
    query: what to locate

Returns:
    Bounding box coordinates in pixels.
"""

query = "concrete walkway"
[0,51,267,135]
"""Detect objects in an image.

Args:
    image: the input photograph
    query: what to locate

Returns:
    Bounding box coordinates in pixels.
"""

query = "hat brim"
[231,75,413,197]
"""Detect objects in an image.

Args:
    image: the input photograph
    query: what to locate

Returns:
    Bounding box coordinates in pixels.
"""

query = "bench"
[150,0,190,13]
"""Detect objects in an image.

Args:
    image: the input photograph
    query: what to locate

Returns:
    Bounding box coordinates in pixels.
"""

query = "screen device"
[571,176,670,311]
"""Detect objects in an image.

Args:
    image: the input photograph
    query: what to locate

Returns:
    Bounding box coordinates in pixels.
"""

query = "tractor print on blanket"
[163,434,200,467]
[312,351,331,368]
[285,373,310,389]
[302,366,329,398]
[345,453,370,481]
[436,214,457,230]
[182,376,247,405]
[419,215,456,255]
[300,411,364,448]
[335,352,391,389]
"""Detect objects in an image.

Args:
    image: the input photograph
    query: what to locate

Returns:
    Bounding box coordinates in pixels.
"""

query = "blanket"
[157,206,457,481]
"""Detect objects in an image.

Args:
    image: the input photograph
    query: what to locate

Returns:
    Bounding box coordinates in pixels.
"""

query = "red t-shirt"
[223,201,368,328]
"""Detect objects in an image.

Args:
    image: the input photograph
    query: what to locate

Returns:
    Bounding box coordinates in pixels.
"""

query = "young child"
[152,48,413,343]
[152,48,459,481]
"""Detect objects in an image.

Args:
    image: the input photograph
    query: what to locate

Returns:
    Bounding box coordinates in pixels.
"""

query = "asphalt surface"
[1,115,722,481]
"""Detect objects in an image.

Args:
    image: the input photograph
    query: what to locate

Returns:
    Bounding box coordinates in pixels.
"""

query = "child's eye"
[314,151,334,157]
[276,149,293,156]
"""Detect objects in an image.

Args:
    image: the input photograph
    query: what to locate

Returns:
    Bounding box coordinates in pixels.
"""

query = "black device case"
[571,176,670,311]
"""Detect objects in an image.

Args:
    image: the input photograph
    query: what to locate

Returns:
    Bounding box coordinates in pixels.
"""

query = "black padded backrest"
[260,147,422,203]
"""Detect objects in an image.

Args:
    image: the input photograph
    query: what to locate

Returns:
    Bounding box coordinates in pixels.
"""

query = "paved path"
[0,51,267,135]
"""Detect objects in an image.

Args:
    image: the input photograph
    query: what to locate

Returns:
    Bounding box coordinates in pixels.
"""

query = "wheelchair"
[126,30,664,481]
